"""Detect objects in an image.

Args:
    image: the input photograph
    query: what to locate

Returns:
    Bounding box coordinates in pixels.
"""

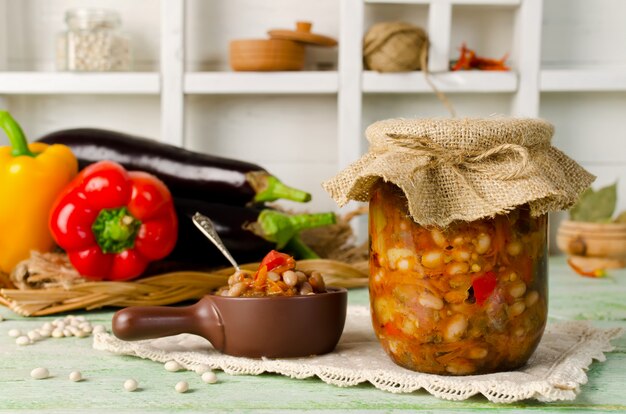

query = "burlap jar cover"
[324,118,595,227]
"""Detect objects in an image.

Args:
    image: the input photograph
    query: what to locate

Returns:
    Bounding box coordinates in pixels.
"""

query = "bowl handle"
[112,296,225,352]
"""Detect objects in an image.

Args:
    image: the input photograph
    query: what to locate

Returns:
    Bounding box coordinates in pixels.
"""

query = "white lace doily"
[93,306,623,403]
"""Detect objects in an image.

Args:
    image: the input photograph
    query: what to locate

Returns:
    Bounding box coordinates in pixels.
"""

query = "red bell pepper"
[471,271,498,306]
[49,160,178,281]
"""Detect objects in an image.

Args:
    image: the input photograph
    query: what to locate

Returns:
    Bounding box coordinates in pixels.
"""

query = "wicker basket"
[0,253,368,317]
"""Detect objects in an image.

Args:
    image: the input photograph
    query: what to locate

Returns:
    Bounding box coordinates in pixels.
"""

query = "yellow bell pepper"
[0,111,78,273]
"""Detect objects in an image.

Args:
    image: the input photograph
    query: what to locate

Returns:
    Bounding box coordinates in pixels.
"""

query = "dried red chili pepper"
[567,258,606,278]
[451,43,510,71]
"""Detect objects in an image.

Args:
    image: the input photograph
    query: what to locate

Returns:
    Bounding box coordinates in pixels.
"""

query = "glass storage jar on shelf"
[369,181,548,375]
[57,8,132,72]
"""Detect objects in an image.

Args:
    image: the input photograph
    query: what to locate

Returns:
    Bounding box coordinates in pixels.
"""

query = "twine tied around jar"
[376,133,533,181]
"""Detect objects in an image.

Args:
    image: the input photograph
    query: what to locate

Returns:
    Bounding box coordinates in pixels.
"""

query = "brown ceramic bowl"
[112,287,347,358]
[229,38,305,71]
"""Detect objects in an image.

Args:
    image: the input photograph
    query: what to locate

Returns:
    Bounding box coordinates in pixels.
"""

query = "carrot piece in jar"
[384,322,403,337]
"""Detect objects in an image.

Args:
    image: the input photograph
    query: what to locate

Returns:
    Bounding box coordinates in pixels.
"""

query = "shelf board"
[540,68,626,92]
[0,72,160,94]
[364,0,430,4]
[364,0,519,5]
[362,70,517,93]
[449,0,520,5]
[184,72,339,94]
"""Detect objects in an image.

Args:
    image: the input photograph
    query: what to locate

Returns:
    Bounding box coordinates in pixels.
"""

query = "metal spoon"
[192,212,241,272]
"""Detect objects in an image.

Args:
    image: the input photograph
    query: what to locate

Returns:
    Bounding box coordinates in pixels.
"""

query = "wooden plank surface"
[1,256,624,412]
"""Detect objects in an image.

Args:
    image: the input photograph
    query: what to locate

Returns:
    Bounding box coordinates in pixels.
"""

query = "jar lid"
[323,117,596,227]
[268,21,337,47]
[65,8,121,30]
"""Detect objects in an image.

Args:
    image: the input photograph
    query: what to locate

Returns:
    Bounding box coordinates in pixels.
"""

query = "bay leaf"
[569,183,617,222]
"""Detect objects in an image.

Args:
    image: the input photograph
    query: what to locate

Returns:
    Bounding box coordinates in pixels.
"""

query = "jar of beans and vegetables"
[323,117,595,375]
[369,181,547,375]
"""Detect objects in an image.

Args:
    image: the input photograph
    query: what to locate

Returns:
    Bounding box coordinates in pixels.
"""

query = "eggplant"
[169,198,336,267]
[38,128,311,206]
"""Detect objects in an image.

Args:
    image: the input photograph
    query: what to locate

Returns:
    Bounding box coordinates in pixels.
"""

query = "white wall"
[1,0,625,222]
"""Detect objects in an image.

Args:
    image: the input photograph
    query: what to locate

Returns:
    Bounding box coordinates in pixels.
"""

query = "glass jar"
[57,8,132,72]
[369,181,548,375]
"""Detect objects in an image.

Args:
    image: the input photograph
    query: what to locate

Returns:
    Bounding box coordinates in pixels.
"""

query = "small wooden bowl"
[556,220,626,268]
[229,39,305,71]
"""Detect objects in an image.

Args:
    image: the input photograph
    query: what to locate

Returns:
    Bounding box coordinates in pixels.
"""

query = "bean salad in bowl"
[215,250,327,297]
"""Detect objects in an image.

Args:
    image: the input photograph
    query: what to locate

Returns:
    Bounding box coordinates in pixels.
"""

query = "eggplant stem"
[249,173,312,203]
[255,210,336,249]
[288,212,336,232]
[284,235,320,260]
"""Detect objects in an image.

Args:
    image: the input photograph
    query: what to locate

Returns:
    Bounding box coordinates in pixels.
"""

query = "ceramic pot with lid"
[229,21,337,71]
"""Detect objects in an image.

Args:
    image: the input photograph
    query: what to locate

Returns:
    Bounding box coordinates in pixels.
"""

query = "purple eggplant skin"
[38,128,310,206]
[168,198,274,267]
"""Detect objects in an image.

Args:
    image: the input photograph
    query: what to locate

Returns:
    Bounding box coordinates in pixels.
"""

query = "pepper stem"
[248,172,312,203]
[92,207,141,254]
[252,210,336,249]
[0,111,36,158]
[284,235,320,260]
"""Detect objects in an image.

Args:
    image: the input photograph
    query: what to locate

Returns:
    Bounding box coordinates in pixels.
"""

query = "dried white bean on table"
[69,371,82,382]
[30,367,49,379]
[124,379,138,392]
[195,364,211,374]
[201,371,218,384]
[16,336,30,346]
[27,331,41,341]
[175,381,189,393]
[8,329,21,338]
[164,361,182,372]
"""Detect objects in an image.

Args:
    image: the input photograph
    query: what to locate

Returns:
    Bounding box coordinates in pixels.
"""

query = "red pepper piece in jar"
[471,271,498,306]
[49,161,178,281]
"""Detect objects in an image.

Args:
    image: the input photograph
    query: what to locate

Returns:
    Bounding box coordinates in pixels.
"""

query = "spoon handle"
[192,212,241,271]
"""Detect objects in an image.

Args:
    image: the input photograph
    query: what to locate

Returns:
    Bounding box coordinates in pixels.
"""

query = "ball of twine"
[363,21,428,72]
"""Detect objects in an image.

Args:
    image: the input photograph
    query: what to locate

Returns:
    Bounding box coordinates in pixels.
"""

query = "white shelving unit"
[0,0,540,152]
[0,0,624,202]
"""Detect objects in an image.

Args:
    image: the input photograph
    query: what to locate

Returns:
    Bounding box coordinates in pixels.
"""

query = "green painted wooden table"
[1,257,625,413]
